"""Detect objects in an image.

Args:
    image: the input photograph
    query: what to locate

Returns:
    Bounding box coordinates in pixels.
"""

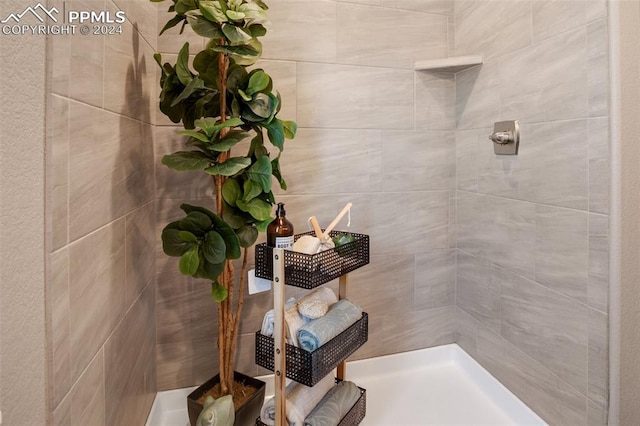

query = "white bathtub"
[146,344,546,426]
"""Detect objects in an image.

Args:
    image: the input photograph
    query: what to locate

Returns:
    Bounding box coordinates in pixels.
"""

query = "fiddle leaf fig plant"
[152,0,296,398]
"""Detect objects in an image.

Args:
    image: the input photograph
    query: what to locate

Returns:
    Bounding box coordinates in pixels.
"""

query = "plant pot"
[187,371,266,426]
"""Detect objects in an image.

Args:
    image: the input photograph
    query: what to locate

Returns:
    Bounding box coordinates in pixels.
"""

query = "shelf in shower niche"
[414,55,483,73]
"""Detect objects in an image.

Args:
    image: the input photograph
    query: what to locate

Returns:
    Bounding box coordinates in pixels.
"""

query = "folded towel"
[297,300,362,352]
[260,297,297,338]
[298,287,338,320]
[260,374,335,426]
[261,297,309,346]
[261,288,338,346]
[304,381,361,426]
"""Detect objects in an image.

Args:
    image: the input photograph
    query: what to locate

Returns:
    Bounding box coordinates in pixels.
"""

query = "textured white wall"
[0,0,47,423]
[617,0,640,423]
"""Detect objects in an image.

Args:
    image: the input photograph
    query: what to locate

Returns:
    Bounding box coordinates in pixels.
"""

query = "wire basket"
[255,313,368,387]
[254,231,370,289]
[255,381,367,426]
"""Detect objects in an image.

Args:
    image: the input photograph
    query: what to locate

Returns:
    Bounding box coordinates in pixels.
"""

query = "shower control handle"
[489,131,513,144]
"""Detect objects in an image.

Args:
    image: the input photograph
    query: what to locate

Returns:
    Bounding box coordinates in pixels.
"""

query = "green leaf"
[199,0,227,23]
[271,155,287,190]
[266,119,285,151]
[194,254,224,280]
[185,12,223,38]
[202,231,226,264]
[162,151,212,171]
[222,178,242,206]
[247,24,267,38]
[179,211,213,234]
[170,76,206,107]
[236,225,258,248]
[180,204,217,221]
[227,64,248,93]
[237,89,252,102]
[246,155,272,193]
[256,218,273,233]
[178,130,209,143]
[159,15,185,36]
[236,198,272,221]
[222,24,252,45]
[195,117,244,137]
[222,202,246,229]
[176,42,192,86]
[205,157,251,176]
[209,130,249,152]
[178,230,198,243]
[179,246,200,275]
[243,179,261,202]
[246,70,270,96]
[225,10,245,20]
[209,214,242,259]
[211,281,228,302]
[282,120,297,140]
[209,44,259,57]
[246,93,272,118]
[162,227,192,256]
[193,49,220,86]
[175,0,197,15]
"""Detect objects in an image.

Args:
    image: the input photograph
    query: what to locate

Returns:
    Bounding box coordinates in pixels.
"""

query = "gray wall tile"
[414,250,456,310]
[457,192,536,278]
[337,2,447,69]
[349,254,415,314]
[533,0,588,42]
[126,202,155,306]
[68,103,154,240]
[455,62,500,131]
[455,0,532,62]
[68,219,126,383]
[105,283,156,426]
[474,325,587,425]
[48,95,69,252]
[381,306,456,355]
[455,129,481,192]
[588,19,609,117]
[69,350,105,426]
[477,120,589,210]
[588,213,609,312]
[500,267,589,392]
[589,117,610,214]
[382,130,455,191]
[588,309,608,407]
[416,72,456,131]
[273,128,383,195]
[535,205,589,303]
[500,27,588,124]
[50,249,71,408]
[262,0,337,63]
[297,63,414,129]
[456,251,500,333]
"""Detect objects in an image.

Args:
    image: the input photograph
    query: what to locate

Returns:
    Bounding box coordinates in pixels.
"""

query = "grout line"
[456,189,594,215]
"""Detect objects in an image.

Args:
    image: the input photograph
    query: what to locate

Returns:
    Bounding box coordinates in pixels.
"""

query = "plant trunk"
[214,49,250,398]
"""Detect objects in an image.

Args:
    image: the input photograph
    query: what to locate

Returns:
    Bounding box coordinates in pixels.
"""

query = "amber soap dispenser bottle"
[267,202,294,249]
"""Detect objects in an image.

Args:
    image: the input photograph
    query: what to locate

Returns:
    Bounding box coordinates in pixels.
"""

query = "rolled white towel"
[261,297,297,337]
[260,374,335,426]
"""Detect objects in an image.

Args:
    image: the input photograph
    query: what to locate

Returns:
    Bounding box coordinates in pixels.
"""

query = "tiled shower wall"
[45,0,158,424]
[453,0,610,425]
[155,0,459,390]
